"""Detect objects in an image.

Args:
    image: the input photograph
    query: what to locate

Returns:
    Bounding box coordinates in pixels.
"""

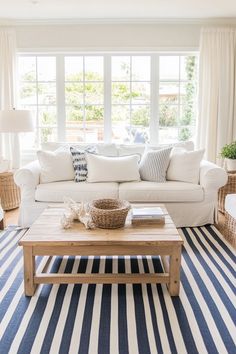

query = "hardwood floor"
[4,208,20,227]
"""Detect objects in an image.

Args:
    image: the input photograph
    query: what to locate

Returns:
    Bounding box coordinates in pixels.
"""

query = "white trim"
[17,47,200,54]
[1,17,236,26]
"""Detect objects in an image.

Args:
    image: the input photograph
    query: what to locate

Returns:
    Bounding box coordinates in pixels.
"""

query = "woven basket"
[224,211,236,248]
[89,199,131,229]
[218,171,236,213]
[0,172,21,211]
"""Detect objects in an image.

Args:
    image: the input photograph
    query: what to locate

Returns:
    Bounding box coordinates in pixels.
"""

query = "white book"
[132,215,165,220]
[132,207,166,219]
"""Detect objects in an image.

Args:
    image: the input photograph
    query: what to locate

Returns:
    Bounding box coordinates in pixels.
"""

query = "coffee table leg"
[23,246,36,296]
[169,245,182,296]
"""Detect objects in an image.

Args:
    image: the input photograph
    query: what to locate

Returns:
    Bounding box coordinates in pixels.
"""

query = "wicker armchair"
[0,172,21,210]
[218,171,236,213]
[224,194,236,248]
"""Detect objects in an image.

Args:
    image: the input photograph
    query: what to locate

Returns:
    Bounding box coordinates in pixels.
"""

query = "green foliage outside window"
[179,56,196,141]
[131,107,150,127]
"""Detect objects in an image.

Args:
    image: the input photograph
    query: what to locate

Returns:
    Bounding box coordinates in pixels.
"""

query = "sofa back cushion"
[139,147,172,182]
[42,141,194,156]
[37,150,74,183]
[42,142,118,156]
[167,148,205,184]
[96,144,118,156]
[146,140,194,152]
[118,144,145,157]
[86,153,140,183]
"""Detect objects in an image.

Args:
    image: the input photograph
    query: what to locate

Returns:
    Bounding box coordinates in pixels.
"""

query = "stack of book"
[131,206,166,225]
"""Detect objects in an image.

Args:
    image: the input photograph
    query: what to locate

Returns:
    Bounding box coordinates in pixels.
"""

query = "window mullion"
[104,55,112,143]
[104,54,112,143]
[57,55,65,141]
[178,56,181,139]
[35,56,40,147]
[130,56,132,141]
[150,54,159,145]
[83,56,86,141]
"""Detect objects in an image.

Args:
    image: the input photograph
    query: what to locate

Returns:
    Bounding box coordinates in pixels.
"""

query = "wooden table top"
[19,204,183,247]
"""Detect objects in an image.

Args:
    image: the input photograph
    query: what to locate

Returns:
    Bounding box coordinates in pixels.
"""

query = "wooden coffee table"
[19,204,183,297]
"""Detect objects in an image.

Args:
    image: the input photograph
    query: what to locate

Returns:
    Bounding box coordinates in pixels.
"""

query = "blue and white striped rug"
[0,225,235,354]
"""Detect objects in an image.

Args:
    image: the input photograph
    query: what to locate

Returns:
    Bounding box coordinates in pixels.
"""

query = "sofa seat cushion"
[35,181,119,203]
[119,181,204,203]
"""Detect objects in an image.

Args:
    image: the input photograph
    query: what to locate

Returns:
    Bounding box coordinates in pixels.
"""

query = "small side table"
[0,171,21,211]
[218,171,236,214]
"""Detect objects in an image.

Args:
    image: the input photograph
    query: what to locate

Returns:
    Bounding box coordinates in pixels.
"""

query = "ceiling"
[0,0,235,21]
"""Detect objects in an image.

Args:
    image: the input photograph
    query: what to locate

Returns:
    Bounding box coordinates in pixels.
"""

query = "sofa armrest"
[199,160,228,190]
[14,160,40,187]
[14,161,41,202]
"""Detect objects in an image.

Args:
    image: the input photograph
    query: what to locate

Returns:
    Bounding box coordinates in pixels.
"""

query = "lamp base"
[11,133,20,170]
[0,158,10,173]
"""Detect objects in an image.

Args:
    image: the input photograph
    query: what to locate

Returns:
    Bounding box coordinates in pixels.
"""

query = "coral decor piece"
[60,213,73,229]
[61,197,95,229]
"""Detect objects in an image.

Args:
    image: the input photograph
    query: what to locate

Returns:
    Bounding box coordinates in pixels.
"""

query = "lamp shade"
[0,110,34,133]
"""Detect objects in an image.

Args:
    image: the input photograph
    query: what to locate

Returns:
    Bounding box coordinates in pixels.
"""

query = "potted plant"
[220,141,236,171]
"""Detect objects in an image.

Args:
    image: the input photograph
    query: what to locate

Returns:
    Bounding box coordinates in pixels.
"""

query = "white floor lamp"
[0,110,34,169]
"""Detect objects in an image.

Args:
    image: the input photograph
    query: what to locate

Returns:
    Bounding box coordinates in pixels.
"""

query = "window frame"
[17,51,199,150]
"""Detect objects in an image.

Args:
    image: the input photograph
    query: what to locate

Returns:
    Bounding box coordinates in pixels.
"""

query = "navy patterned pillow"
[70,146,96,182]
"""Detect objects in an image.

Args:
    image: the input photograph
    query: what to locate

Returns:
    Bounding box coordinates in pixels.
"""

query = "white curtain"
[0,28,17,162]
[197,27,236,163]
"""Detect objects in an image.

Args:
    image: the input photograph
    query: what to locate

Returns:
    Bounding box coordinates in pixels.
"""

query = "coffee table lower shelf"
[34,272,170,285]
[21,245,182,297]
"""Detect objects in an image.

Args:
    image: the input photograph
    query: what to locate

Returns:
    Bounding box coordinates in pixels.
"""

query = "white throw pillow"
[86,153,140,183]
[37,150,74,183]
[167,148,205,184]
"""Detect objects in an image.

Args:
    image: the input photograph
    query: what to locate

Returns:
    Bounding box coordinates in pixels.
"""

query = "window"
[112,56,151,143]
[159,55,198,143]
[18,56,57,148]
[18,53,198,149]
[65,56,104,142]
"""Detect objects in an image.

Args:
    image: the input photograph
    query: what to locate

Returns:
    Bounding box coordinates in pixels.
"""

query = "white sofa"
[14,142,227,228]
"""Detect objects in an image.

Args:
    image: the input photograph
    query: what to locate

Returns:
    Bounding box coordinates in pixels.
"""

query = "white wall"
[15,23,202,51]
[9,19,236,52]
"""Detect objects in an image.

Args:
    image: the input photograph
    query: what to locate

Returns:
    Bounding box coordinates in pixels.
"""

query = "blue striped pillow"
[70,146,96,182]
[139,147,172,182]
